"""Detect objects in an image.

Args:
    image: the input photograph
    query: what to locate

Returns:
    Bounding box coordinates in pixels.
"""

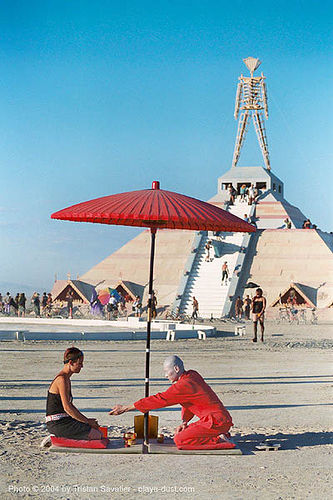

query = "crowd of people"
[0,291,54,317]
[191,288,266,342]
[234,289,266,341]
[283,217,318,230]
[227,183,259,206]
[0,288,151,321]
[301,218,317,229]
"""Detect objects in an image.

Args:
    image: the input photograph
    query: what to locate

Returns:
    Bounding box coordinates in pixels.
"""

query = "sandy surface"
[0,321,332,499]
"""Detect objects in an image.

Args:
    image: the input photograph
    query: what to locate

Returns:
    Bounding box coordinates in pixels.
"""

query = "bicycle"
[276,307,291,324]
[165,308,192,323]
[298,309,307,324]
[310,308,318,325]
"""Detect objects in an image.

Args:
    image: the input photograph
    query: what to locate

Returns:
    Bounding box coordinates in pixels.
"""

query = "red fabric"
[135,370,232,423]
[134,370,233,449]
[174,418,234,450]
[51,183,255,233]
[50,436,109,449]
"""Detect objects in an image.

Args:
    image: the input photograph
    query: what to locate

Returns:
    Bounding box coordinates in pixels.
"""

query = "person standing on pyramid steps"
[205,240,213,262]
[221,262,229,285]
[251,288,266,342]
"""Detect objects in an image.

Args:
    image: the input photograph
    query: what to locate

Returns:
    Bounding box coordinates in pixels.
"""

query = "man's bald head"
[163,355,185,383]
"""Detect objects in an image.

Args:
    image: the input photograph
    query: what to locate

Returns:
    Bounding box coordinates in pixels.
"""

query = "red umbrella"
[97,288,111,306]
[51,180,255,452]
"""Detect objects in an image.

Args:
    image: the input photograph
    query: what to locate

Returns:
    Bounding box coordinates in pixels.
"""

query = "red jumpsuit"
[134,370,234,450]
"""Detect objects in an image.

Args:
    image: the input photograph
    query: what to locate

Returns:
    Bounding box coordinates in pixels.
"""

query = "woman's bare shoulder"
[49,372,69,392]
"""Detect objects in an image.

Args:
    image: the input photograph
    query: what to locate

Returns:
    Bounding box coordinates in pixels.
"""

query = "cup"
[157,434,164,443]
[123,432,136,447]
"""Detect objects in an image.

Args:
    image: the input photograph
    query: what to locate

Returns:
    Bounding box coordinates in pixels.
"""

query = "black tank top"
[253,298,263,314]
[46,390,73,416]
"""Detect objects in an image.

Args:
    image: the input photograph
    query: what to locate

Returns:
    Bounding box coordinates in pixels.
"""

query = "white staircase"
[180,199,251,318]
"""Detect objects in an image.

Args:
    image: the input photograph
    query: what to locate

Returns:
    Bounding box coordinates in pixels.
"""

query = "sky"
[0,0,332,292]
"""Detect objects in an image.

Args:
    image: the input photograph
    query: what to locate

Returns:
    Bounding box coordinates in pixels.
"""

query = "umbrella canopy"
[110,289,122,301]
[98,288,111,305]
[51,180,255,453]
[51,181,255,233]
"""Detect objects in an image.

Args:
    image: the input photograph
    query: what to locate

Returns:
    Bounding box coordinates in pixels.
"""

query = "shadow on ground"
[235,430,333,454]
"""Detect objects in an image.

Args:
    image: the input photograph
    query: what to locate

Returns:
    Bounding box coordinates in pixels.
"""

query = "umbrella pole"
[143,227,157,454]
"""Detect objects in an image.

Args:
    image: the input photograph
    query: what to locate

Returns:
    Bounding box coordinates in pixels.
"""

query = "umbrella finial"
[152,181,160,190]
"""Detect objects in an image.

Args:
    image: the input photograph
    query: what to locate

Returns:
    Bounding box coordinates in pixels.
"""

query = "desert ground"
[0,320,332,499]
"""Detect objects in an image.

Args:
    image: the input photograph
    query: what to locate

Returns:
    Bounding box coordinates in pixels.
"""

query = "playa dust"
[0,322,332,499]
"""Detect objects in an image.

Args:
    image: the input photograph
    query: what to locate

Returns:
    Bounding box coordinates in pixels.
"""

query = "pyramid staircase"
[178,199,255,318]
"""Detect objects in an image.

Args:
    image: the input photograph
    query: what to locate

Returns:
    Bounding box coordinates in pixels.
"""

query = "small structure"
[115,280,144,302]
[51,280,96,304]
[270,282,316,308]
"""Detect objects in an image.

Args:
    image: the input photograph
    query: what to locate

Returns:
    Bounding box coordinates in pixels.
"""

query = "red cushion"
[51,436,109,449]
[177,441,236,450]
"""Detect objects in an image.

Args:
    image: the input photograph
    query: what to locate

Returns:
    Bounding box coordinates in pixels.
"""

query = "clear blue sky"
[0,0,332,291]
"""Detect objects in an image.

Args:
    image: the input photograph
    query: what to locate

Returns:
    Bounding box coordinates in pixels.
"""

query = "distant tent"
[51,280,96,304]
[270,282,316,308]
[115,280,145,302]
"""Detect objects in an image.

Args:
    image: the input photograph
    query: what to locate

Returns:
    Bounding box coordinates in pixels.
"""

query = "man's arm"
[134,382,184,413]
[110,378,191,416]
[181,407,194,423]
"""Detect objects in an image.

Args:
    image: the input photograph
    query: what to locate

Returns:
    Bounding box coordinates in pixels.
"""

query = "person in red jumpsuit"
[109,355,234,450]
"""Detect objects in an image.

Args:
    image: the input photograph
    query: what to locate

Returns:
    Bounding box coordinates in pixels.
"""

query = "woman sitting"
[46,347,102,440]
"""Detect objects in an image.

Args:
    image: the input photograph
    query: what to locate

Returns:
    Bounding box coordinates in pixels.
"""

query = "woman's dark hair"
[64,347,83,364]
[256,288,263,296]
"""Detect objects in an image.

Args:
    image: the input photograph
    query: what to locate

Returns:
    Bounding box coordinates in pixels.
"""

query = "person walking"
[235,296,243,320]
[14,294,20,315]
[228,184,235,205]
[248,184,255,205]
[251,288,266,342]
[46,293,53,317]
[107,295,118,320]
[240,184,247,202]
[151,291,157,319]
[221,262,229,285]
[66,291,74,319]
[191,296,199,319]
[244,295,251,320]
[32,292,40,317]
[18,293,26,317]
[41,292,48,315]
[132,295,142,318]
[4,292,11,315]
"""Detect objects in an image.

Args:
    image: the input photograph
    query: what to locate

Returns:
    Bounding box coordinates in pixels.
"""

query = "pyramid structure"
[81,229,196,312]
[238,229,333,310]
[81,58,332,316]
[80,165,332,316]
